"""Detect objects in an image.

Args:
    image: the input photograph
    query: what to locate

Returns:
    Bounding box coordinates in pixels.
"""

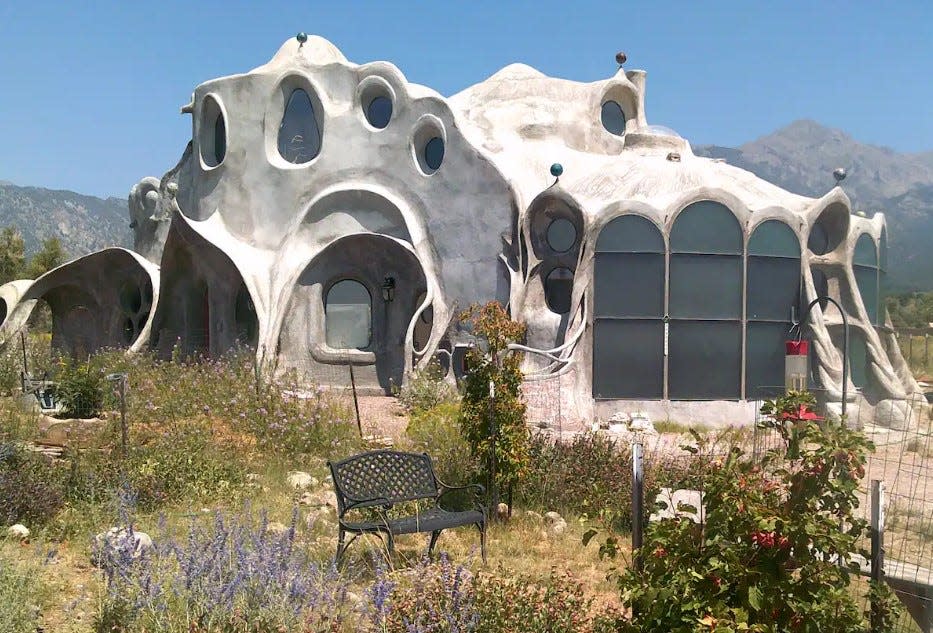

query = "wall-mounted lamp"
[382,276,396,302]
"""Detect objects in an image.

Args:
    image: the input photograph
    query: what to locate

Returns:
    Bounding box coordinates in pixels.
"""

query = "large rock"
[6,524,30,540]
[286,471,318,490]
[544,511,567,536]
[93,527,154,564]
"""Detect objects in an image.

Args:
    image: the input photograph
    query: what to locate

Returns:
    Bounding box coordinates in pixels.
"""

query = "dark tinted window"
[670,201,742,255]
[546,218,576,253]
[278,89,322,164]
[424,137,445,171]
[593,320,664,398]
[366,96,392,129]
[600,101,626,135]
[668,320,742,399]
[544,267,574,314]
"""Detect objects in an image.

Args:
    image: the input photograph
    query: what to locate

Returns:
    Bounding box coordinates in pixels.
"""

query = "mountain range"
[0,120,930,289]
[695,120,933,291]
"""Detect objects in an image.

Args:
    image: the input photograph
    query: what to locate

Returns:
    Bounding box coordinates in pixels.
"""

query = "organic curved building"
[0,35,925,428]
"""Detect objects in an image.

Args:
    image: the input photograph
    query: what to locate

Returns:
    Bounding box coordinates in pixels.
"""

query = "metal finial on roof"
[615,52,627,67]
[296,32,308,47]
[833,167,847,184]
[550,163,563,181]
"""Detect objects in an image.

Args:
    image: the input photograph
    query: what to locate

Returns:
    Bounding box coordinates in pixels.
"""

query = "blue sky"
[0,0,930,198]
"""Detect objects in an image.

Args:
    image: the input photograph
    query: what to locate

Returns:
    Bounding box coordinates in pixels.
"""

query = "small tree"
[26,237,65,279]
[459,302,529,508]
[0,227,26,285]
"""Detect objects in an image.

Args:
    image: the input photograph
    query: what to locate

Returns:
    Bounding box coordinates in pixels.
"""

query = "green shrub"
[0,443,65,527]
[598,391,901,632]
[519,432,669,532]
[406,401,476,485]
[0,553,42,633]
[397,359,459,415]
[55,358,104,419]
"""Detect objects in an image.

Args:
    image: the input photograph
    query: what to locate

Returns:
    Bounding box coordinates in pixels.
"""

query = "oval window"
[278,88,322,164]
[325,280,371,349]
[547,218,577,253]
[601,101,626,136]
[424,137,445,172]
[545,267,574,314]
[366,96,393,129]
[199,96,226,167]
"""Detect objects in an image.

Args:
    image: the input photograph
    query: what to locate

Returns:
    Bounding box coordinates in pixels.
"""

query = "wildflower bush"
[386,558,622,633]
[459,302,529,501]
[0,442,65,527]
[396,358,459,415]
[520,432,668,532]
[95,508,365,633]
[594,391,901,632]
[0,551,43,633]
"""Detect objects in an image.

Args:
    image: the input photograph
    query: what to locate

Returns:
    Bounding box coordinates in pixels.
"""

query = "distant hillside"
[0,182,130,260]
[696,120,933,291]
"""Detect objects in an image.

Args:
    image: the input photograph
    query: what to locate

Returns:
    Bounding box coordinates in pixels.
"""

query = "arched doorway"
[278,234,427,392]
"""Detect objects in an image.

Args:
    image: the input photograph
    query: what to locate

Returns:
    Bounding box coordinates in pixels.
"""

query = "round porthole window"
[547,218,577,253]
[424,137,445,171]
[600,100,626,136]
[366,96,393,129]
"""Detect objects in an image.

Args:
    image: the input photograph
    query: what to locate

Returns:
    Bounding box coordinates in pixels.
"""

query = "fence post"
[488,379,499,517]
[870,479,885,633]
[632,442,644,571]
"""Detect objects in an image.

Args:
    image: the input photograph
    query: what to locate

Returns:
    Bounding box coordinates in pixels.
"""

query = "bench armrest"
[341,496,395,514]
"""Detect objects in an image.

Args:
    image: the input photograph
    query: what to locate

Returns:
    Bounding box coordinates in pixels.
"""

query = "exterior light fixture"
[382,276,396,302]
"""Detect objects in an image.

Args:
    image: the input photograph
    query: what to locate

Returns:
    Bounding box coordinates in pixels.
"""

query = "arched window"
[853,234,879,324]
[593,215,665,398]
[325,280,371,349]
[199,96,226,167]
[278,89,322,164]
[544,267,574,314]
[746,220,801,397]
[669,201,743,399]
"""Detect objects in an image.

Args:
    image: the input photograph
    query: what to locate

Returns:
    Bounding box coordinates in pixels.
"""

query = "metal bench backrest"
[328,450,439,514]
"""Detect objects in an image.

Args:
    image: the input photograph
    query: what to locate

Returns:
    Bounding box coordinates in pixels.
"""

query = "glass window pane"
[877,270,886,326]
[366,96,392,129]
[670,254,742,319]
[326,280,371,348]
[849,334,868,389]
[747,256,800,321]
[213,113,226,165]
[853,234,878,267]
[278,89,322,164]
[670,201,742,254]
[593,319,663,398]
[879,229,887,272]
[544,267,574,314]
[746,321,792,397]
[668,320,742,399]
[424,137,445,171]
[594,253,664,318]
[596,215,664,253]
[748,220,800,257]
[546,218,577,253]
[600,101,626,136]
[855,265,879,324]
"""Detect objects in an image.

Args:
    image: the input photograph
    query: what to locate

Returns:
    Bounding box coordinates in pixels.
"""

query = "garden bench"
[327,449,486,564]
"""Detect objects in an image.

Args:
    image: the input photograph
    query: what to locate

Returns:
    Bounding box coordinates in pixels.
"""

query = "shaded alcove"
[17,249,155,358]
[807,203,849,255]
[149,221,257,359]
[277,233,427,392]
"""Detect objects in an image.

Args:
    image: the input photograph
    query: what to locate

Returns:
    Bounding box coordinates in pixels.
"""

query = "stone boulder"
[93,527,154,565]
[6,524,30,540]
[286,471,318,490]
[543,511,567,536]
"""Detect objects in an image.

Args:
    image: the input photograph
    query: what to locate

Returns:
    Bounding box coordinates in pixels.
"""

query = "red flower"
[778,405,823,422]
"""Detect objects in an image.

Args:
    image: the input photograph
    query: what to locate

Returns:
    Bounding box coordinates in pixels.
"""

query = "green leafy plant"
[458,302,529,502]
[0,552,43,633]
[592,391,901,632]
[406,401,476,485]
[55,357,104,419]
[0,443,65,527]
[396,358,459,415]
